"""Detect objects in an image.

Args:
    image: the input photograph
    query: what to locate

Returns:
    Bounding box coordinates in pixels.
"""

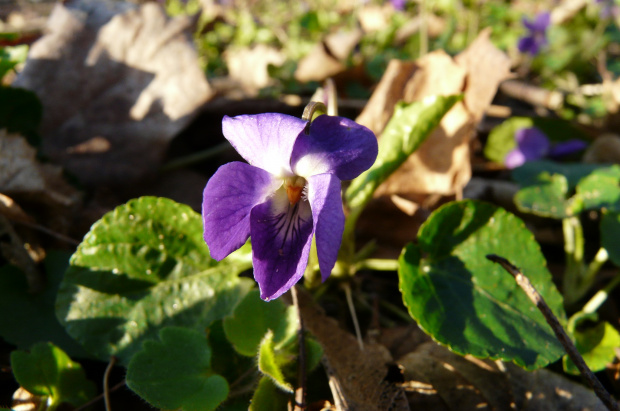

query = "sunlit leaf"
[346,94,462,212]
[258,330,294,393]
[56,196,253,364]
[563,321,620,375]
[399,200,566,370]
[249,377,290,411]
[10,342,95,410]
[126,327,228,411]
[223,289,297,357]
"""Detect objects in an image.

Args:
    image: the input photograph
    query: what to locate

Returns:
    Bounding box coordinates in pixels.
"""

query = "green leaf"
[573,165,620,213]
[258,330,294,393]
[56,197,253,364]
[484,117,587,164]
[346,94,462,212]
[512,161,603,218]
[0,87,42,138]
[398,200,566,370]
[10,343,95,410]
[563,321,620,375]
[0,45,28,80]
[305,337,323,373]
[0,252,88,357]
[249,377,290,411]
[514,171,570,218]
[601,210,620,267]
[126,327,229,411]
[224,289,297,357]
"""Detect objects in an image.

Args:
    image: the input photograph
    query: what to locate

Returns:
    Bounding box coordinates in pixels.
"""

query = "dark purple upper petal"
[548,139,588,158]
[222,113,307,178]
[524,12,550,32]
[250,189,314,301]
[307,173,344,282]
[202,161,281,260]
[515,127,550,160]
[290,115,378,181]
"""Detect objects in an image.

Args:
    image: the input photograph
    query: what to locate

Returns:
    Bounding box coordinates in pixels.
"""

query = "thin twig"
[291,286,306,410]
[486,254,620,411]
[104,356,117,411]
[343,282,364,351]
[74,380,125,411]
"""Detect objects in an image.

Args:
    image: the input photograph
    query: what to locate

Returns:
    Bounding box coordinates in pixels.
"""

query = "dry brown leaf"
[295,29,362,83]
[0,130,79,207]
[0,193,33,224]
[357,29,510,199]
[225,44,285,95]
[399,341,606,411]
[14,0,213,187]
[295,288,410,411]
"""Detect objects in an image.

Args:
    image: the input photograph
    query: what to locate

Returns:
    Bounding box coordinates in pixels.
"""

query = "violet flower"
[505,127,588,169]
[390,0,406,11]
[518,12,551,55]
[202,113,378,300]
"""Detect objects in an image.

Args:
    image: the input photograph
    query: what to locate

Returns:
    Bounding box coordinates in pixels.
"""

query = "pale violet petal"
[222,113,307,177]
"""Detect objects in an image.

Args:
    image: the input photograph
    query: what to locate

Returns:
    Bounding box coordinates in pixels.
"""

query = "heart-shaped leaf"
[56,196,253,364]
[399,200,566,370]
[126,327,228,411]
[573,165,620,213]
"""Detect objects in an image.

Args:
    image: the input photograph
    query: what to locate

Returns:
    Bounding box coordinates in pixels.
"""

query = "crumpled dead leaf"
[225,44,285,95]
[399,342,606,411]
[294,288,410,411]
[13,0,213,187]
[295,29,362,83]
[357,28,511,199]
[0,130,79,207]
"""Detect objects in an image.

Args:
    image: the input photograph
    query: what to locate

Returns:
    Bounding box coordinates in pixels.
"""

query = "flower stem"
[343,282,364,351]
[159,141,231,172]
[290,286,307,410]
[582,273,620,315]
[355,258,399,272]
[562,216,587,305]
[104,356,117,411]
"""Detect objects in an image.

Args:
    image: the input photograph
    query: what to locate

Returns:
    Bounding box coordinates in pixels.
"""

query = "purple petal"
[515,127,550,160]
[202,161,281,260]
[291,115,378,180]
[307,173,344,282]
[222,113,307,178]
[523,12,550,32]
[250,189,314,301]
[548,139,588,158]
[518,36,538,54]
